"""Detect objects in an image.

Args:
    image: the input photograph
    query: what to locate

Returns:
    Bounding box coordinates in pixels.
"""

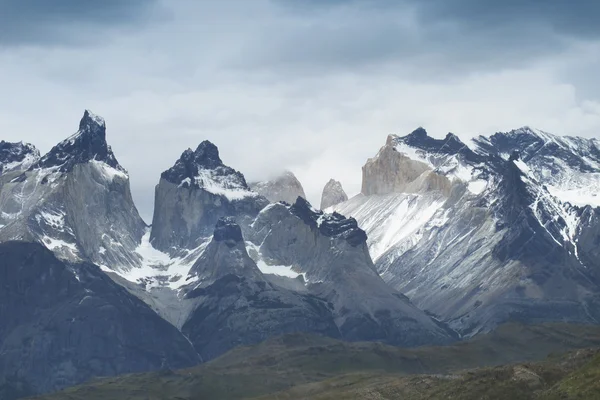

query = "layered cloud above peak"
[1,0,600,220]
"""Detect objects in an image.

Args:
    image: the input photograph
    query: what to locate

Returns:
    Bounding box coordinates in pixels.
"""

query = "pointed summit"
[408,127,428,139]
[80,109,106,131]
[151,141,268,253]
[320,178,348,210]
[193,140,222,169]
[35,110,122,173]
[187,217,263,283]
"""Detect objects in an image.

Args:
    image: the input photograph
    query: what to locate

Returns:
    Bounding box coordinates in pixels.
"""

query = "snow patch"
[110,229,206,290]
[256,259,303,279]
[43,237,79,258]
[90,160,128,181]
[547,186,600,208]
[1,151,39,173]
[194,169,258,201]
[468,180,487,195]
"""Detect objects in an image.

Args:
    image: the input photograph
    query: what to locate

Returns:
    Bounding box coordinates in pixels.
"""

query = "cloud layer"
[1,0,599,220]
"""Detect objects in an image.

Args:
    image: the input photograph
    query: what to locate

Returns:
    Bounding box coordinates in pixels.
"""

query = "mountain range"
[1,110,600,398]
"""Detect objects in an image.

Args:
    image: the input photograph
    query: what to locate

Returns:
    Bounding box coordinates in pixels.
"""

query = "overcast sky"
[2,0,600,221]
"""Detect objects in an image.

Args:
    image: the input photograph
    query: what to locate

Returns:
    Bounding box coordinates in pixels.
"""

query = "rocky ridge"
[333,127,600,336]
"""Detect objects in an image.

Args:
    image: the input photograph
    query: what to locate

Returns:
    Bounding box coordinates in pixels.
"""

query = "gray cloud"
[240,0,599,79]
[417,0,600,38]
[0,0,159,45]
[1,0,600,220]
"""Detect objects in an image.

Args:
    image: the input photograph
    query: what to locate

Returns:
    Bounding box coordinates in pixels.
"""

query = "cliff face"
[320,179,348,210]
[361,135,452,196]
[248,197,456,346]
[181,217,340,361]
[150,141,268,254]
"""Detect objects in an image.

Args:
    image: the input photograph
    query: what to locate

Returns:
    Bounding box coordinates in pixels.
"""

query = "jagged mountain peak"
[408,126,428,138]
[289,197,367,247]
[160,140,251,193]
[0,140,40,174]
[34,110,124,173]
[80,109,106,130]
[394,127,478,161]
[151,141,267,252]
[192,140,223,169]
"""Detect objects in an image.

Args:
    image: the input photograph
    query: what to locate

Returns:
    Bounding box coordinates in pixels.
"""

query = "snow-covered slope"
[473,127,600,207]
[332,127,600,336]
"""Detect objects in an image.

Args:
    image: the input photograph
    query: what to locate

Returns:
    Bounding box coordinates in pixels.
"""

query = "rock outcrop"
[361,131,453,196]
[320,179,348,210]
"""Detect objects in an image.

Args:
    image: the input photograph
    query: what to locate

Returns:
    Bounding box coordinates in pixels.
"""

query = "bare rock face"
[250,170,306,204]
[181,217,340,361]
[320,179,348,210]
[361,133,452,196]
[0,110,146,271]
[150,141,268,254]
[187,217,264,284]
[248,197,456,346]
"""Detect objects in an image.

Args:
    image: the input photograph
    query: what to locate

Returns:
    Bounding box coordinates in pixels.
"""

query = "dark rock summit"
[187,217,264,284]
[290,197,367,247]
[161,141,247,188]
[399,127,485,164]
[35,110,123,173]
[150,141,268,253]
[213,216,244,244]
